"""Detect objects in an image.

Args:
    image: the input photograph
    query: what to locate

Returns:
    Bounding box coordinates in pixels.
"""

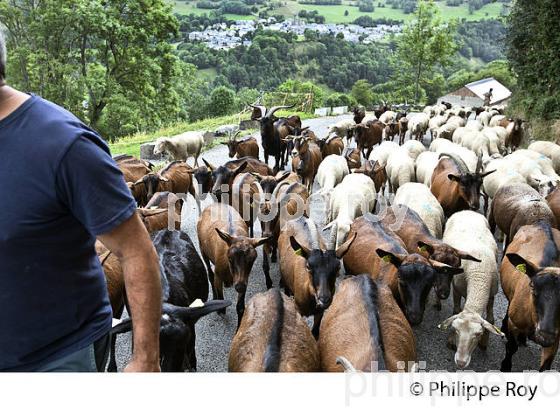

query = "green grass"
[169,0,505,23]
[109,111,316,157]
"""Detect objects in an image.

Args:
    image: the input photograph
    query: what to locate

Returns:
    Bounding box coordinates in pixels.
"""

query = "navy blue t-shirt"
[0,95,137,371]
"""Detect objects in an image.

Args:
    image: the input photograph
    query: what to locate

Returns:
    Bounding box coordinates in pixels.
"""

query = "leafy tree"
[351,79,374,107]
[210,86,237,116]
[1,0,191,140]
[393,0,458,103]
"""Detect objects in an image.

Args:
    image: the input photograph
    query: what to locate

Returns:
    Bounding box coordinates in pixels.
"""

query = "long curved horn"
[249,104,267,119]
[439,153,469,174]
[267,104,296,117]
[202,157,216,171]
[475,154,483,174]
[336,356,357,372]
[327,221,338,251]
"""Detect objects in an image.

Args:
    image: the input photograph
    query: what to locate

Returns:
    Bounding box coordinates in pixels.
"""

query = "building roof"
[464,77,511,105]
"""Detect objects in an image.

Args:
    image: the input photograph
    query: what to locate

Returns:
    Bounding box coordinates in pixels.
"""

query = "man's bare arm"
[98,212,161,372]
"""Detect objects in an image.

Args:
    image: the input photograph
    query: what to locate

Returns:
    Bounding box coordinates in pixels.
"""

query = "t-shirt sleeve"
[55,133,137,236]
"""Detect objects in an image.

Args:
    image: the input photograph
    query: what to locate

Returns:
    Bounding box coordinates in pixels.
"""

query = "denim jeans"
[36,334,110,372]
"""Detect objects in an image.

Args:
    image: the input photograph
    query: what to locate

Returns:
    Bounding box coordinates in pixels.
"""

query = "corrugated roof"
[465,77,511,105]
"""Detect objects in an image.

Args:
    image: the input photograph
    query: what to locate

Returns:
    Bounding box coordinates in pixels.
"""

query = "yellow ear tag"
[294,248,303,256]
[418,245,428,253]
[516,263,527,274]
[382,255,392,263]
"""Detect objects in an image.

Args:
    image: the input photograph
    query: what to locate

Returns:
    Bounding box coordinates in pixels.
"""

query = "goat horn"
[307,218,321,250]
[267,104,296,117]
[202,157,216,171]
[249,104,267,119]
[327,221,338,251]
[439,153,469,174]
[475,154,483,174]
[336,356,357,372]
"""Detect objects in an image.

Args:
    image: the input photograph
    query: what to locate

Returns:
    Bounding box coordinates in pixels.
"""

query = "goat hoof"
[500,362,512,372]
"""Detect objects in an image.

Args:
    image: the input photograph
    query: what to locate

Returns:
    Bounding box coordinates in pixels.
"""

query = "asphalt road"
[114,113,559,372]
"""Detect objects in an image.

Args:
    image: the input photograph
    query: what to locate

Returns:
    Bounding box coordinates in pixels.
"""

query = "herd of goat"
[102,100,560,373]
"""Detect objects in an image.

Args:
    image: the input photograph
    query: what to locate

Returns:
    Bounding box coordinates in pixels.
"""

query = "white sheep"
[385,146,416,193]
[429,137,455,153]
[465,120,483,131]
[394,182,444,238]
[477,111,495,127]
[315,155,350,216]
[482,160,525,200]
[429,112,450,138]
[430,140,478,172]
[327,118,356,140]
[447,115,467,128]
[415,151,440,187]
[324,173,376,248]
[407,113,430,141]
[439,210,503,369]
[153,131,210,165]
[378,110,396,125]
[368,140,399,167]
[489,115,506,127]
[402,139,426,161]
[529,140,560,174]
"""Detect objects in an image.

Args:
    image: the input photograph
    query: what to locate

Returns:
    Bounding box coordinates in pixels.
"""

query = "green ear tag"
[294,248,302,256]
[382,255,391,263]
[418,245,428,253]
[516,263,527,274]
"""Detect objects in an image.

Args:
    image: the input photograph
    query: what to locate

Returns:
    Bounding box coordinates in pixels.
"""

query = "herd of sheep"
[104,101,560,373]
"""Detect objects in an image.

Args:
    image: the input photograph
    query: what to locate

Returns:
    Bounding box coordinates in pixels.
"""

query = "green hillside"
[168,0,506,23]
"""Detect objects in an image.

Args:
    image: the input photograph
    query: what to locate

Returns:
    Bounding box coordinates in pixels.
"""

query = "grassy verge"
[109,111,317,157]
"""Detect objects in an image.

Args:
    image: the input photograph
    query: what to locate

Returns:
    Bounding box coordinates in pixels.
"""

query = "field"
[169,0,506,24]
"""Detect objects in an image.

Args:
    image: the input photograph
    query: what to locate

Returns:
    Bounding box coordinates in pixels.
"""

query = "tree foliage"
[393,0,458,103]
[0,0,194,140]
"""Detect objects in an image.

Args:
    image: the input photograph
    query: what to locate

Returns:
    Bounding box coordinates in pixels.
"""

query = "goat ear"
[447,173,461,182]
[250,172,263,181]
[431,260,464,276]
[251,236,272,248]
[335,232,356,259]
[111,318,133,335]
[505,253,539,278]
[417,241,434,255]
[215,228,234,245]
[456,250,481,263]
[176,300,232,323]
[437,314,458,330]
[159,176,169,182]
[375,249,405,267]
[202,158,215,171]
[233,161,249,175]
[481,319,506,338]
[289,235,310,258]
[276,171,291,184]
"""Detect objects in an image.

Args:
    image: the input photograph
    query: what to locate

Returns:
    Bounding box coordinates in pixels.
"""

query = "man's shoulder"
[23,96,109,162]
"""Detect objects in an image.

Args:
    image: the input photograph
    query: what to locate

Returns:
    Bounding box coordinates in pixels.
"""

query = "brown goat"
[383,121,399,142]
[342,216,463,325]
[319,275,416,372]
[353,159,386,193]
[229,288,320,372]
[381,204,480,309]
[504,118,525,153]
[138,191,184,232]
[354,120,383,159]
[546,185,560,226]
[352,106,366,124]
[500,222,560,371]
[288,136,323,192]
[116,155,153,183]
[222,133,259,159]
[231,172,261,238]
[316,135,344,158]
[344,147,362,170]
[489,183,557,251]
[138,161,198,211]
[258,180,309,289]
[197,203,270,327]
[278,218,356,337]
[398,117,409,145]
[431,154,495,217]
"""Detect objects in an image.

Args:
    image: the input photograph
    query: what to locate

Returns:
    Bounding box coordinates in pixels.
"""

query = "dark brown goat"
[117,155,153,183]
[222,133,259,159]
[229,288,320,372]
[489,183,557,251]
[197,203,270,327]
[431,154,495,217]
[546,185,560,226]
[354,120,383,159]
[352,106,366,124]
[381,204,481,308]
[319,275,416,372]
[278,217,355,337]
[344,147,362,170]
[500,223,560,371]
[504,118,525,153]
[398,117,409,145]
[342,216,463,325]
[353,159,386,193]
